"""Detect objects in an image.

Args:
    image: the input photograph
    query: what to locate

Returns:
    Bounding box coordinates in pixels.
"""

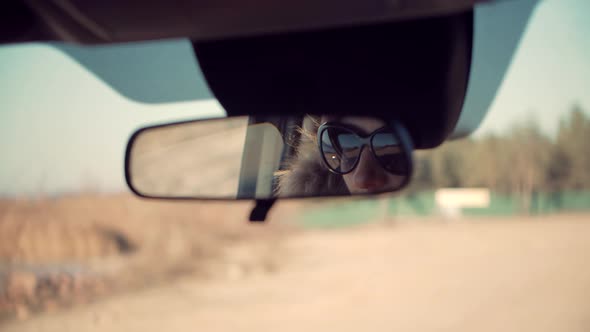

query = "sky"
[0,0,589,196]
[471,0,590,138]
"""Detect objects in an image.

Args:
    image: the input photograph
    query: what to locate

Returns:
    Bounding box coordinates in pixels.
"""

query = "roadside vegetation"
[408,105,590,212]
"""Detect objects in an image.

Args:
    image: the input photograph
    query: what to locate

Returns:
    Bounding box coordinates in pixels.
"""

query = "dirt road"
[4,215,590,332]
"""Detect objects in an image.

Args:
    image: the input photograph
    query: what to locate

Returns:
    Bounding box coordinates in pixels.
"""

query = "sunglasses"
[317,121,413,181]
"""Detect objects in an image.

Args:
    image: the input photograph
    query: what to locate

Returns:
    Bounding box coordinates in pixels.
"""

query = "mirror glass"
[126,115,413,199]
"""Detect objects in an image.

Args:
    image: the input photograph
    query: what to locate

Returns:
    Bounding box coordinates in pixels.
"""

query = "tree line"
[408,105,590,208]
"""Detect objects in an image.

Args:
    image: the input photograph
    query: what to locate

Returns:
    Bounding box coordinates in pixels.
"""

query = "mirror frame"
[125,116,414,201]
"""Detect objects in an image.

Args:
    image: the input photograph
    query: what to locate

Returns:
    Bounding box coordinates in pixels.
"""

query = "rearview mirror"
[125,115,414,200]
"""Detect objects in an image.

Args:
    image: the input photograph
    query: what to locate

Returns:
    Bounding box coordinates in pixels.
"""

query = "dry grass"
[0,193,295,320]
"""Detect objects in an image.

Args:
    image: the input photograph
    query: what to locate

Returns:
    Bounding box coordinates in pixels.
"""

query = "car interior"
[4,0,589,330]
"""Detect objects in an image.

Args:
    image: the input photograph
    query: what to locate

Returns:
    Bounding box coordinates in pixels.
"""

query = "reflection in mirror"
[278,115,412,197]
[126,115,413,200]
[128,116,250,198]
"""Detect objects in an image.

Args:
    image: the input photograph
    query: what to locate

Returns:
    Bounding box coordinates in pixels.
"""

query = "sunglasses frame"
[317,119,414,189]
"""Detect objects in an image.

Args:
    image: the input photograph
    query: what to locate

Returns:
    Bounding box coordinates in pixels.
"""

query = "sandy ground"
[3,214,590,332]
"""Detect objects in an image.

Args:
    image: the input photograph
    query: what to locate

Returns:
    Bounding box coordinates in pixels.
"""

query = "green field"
[300,191,590,228]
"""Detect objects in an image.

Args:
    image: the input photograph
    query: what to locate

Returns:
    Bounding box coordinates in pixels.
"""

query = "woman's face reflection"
[321,116,406,194]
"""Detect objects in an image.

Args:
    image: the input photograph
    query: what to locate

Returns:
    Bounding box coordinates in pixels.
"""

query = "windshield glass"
[1,0,589,331]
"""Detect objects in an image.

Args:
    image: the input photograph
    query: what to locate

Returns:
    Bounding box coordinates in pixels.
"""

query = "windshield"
[1,0,589,331]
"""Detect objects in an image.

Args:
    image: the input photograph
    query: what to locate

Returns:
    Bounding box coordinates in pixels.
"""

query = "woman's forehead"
[321,115,385,132]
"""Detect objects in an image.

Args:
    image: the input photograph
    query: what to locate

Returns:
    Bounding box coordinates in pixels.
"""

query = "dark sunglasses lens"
[372,132,409,175]
[320,127,362,173]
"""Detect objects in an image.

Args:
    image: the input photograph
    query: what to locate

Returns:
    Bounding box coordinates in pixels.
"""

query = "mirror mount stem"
[249,199,277,222]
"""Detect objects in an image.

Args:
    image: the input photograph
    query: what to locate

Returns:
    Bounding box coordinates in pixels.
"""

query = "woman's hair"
[274,115,349,197]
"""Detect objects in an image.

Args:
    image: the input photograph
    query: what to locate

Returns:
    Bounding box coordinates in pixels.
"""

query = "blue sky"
[0,0,589,196]
[472,0,590,137]
[0,45,224,195]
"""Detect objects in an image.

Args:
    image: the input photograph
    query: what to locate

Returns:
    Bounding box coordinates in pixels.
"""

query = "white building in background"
[435,188,491,219]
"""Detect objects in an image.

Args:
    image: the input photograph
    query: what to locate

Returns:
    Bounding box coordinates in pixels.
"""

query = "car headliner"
[2,0,537,148]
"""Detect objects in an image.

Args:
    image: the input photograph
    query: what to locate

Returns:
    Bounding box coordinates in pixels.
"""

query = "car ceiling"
[1,0,538,149]
[3,0,487,44]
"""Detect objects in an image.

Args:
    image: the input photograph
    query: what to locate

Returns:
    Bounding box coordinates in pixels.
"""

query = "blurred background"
[1,0,590,331]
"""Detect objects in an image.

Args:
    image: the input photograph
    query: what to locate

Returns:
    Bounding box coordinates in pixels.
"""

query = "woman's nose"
[352,148,387,191]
